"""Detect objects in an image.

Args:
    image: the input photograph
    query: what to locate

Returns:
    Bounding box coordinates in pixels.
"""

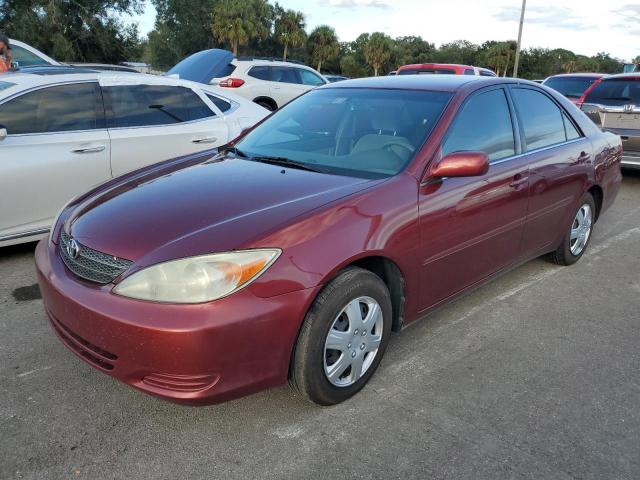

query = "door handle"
[71,145,106,154]
[191,136,218,144]
[578,151,591,163]
[509,175,528,189]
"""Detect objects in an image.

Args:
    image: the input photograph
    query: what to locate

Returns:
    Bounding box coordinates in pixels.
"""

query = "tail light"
[219,78,245,88]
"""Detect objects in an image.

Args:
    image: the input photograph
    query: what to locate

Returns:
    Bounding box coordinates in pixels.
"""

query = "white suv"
[168,51,328,111]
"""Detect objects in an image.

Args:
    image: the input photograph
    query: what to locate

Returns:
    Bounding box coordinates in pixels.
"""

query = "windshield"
[584,77,640,106]
[543,76,599,98]
[235,88,452,178]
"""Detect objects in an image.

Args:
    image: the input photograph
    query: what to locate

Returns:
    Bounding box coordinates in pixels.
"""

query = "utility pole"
[512,0,526,77]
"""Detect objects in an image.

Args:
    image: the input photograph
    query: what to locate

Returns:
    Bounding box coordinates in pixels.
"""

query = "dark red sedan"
[36,76,622,406]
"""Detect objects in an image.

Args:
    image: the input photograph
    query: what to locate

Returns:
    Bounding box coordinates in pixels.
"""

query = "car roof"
[398,63,474,70]
[600,72,640,80]
[0,70,246,102]
[321,74,502,92]
[234,58,316,69]
[546,73,607,78]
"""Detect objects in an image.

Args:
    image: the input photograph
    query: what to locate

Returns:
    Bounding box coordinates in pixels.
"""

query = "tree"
[484,41,516,76]
[436,40,478,65]
[307,25,339,72]
[211,0,273,56]
[393,36,436,68]
[149,0,220,69]
[274,7,306,61]
[363,32,392,76]
[0,0,144,63]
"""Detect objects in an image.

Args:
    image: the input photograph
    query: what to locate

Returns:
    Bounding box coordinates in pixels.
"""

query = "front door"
[0,82,111,240]
[418,87,529,311]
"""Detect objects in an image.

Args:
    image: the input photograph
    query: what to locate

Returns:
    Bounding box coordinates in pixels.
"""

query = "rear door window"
[205,93,232,113]
[0,82,102,135]
[511,88,567,151]
[271,67,301,84]
[442,88,515,162]
[563,113,581,140]
[248,66,271,81]
[583,78,640,106]
[104,84,214,128]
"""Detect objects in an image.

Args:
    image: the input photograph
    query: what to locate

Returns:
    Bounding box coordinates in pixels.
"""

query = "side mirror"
[431,151,489,178]
[0,128,7,141]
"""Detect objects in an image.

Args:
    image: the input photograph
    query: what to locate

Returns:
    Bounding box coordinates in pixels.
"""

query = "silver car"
[581,73,640,169]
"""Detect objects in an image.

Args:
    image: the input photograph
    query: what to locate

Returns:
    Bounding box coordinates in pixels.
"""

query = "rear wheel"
[550,193,595,266]
[291,267,392,405]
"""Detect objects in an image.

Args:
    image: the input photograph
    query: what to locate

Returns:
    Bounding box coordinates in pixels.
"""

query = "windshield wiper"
[223,146,250,158]
[602,96,633,101]
[250,155,327,173]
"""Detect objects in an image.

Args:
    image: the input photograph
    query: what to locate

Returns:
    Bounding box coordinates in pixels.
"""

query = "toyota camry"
[36,75,622,405]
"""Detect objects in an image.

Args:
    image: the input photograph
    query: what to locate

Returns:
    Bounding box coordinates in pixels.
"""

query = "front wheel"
[550,193,595,266]
[290,267,392,405]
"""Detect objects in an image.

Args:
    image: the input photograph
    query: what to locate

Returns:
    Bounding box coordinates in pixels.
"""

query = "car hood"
[166,49,234,84]
[67,155,377,266]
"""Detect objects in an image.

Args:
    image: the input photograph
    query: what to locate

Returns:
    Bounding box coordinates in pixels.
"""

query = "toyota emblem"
[66,238,81,259]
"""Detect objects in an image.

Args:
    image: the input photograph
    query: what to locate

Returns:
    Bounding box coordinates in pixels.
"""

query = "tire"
[291,267,392,405]
[550,192,596,266]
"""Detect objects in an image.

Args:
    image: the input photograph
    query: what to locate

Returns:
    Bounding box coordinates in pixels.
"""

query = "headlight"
[113,249,281,303]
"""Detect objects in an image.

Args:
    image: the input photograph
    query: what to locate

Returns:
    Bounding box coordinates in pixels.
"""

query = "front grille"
[59,231,132,284]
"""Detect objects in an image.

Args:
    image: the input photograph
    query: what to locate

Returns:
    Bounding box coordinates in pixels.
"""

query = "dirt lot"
[1,172,639,480]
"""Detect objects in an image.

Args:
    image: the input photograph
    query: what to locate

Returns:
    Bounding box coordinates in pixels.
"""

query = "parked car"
[325,75,349,83]
[396,63,497,76]
[542,73,607,105]
[0,71,268,246]
[8,38,59,68]
[8,38,139,73]
[36,75,622,406]
[66,63,139,73]
[167,49,328,111]
[580,73,640,169]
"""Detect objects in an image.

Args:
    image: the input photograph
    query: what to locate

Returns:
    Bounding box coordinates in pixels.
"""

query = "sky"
[131,0,639,61]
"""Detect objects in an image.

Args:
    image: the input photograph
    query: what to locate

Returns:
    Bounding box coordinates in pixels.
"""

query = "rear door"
[103,83,230,177]
[269,67,309,106]
[418,87,530,311]
[0,82,110,239]
[509,86,593,256]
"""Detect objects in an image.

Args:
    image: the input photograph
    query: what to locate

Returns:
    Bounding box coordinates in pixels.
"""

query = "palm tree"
[485,41,516,77]
[211,0,273,56]
[363,32,392,76]
[307,25,339,73]
[562,60,577,73]
[275,9,306,61]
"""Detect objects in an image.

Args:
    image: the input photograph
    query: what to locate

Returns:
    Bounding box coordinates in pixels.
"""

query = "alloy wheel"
[570,203,593,256]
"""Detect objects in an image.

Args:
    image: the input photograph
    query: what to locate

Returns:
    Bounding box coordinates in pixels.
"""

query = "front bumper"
[621,152,640,170]
[35,240,316,405]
